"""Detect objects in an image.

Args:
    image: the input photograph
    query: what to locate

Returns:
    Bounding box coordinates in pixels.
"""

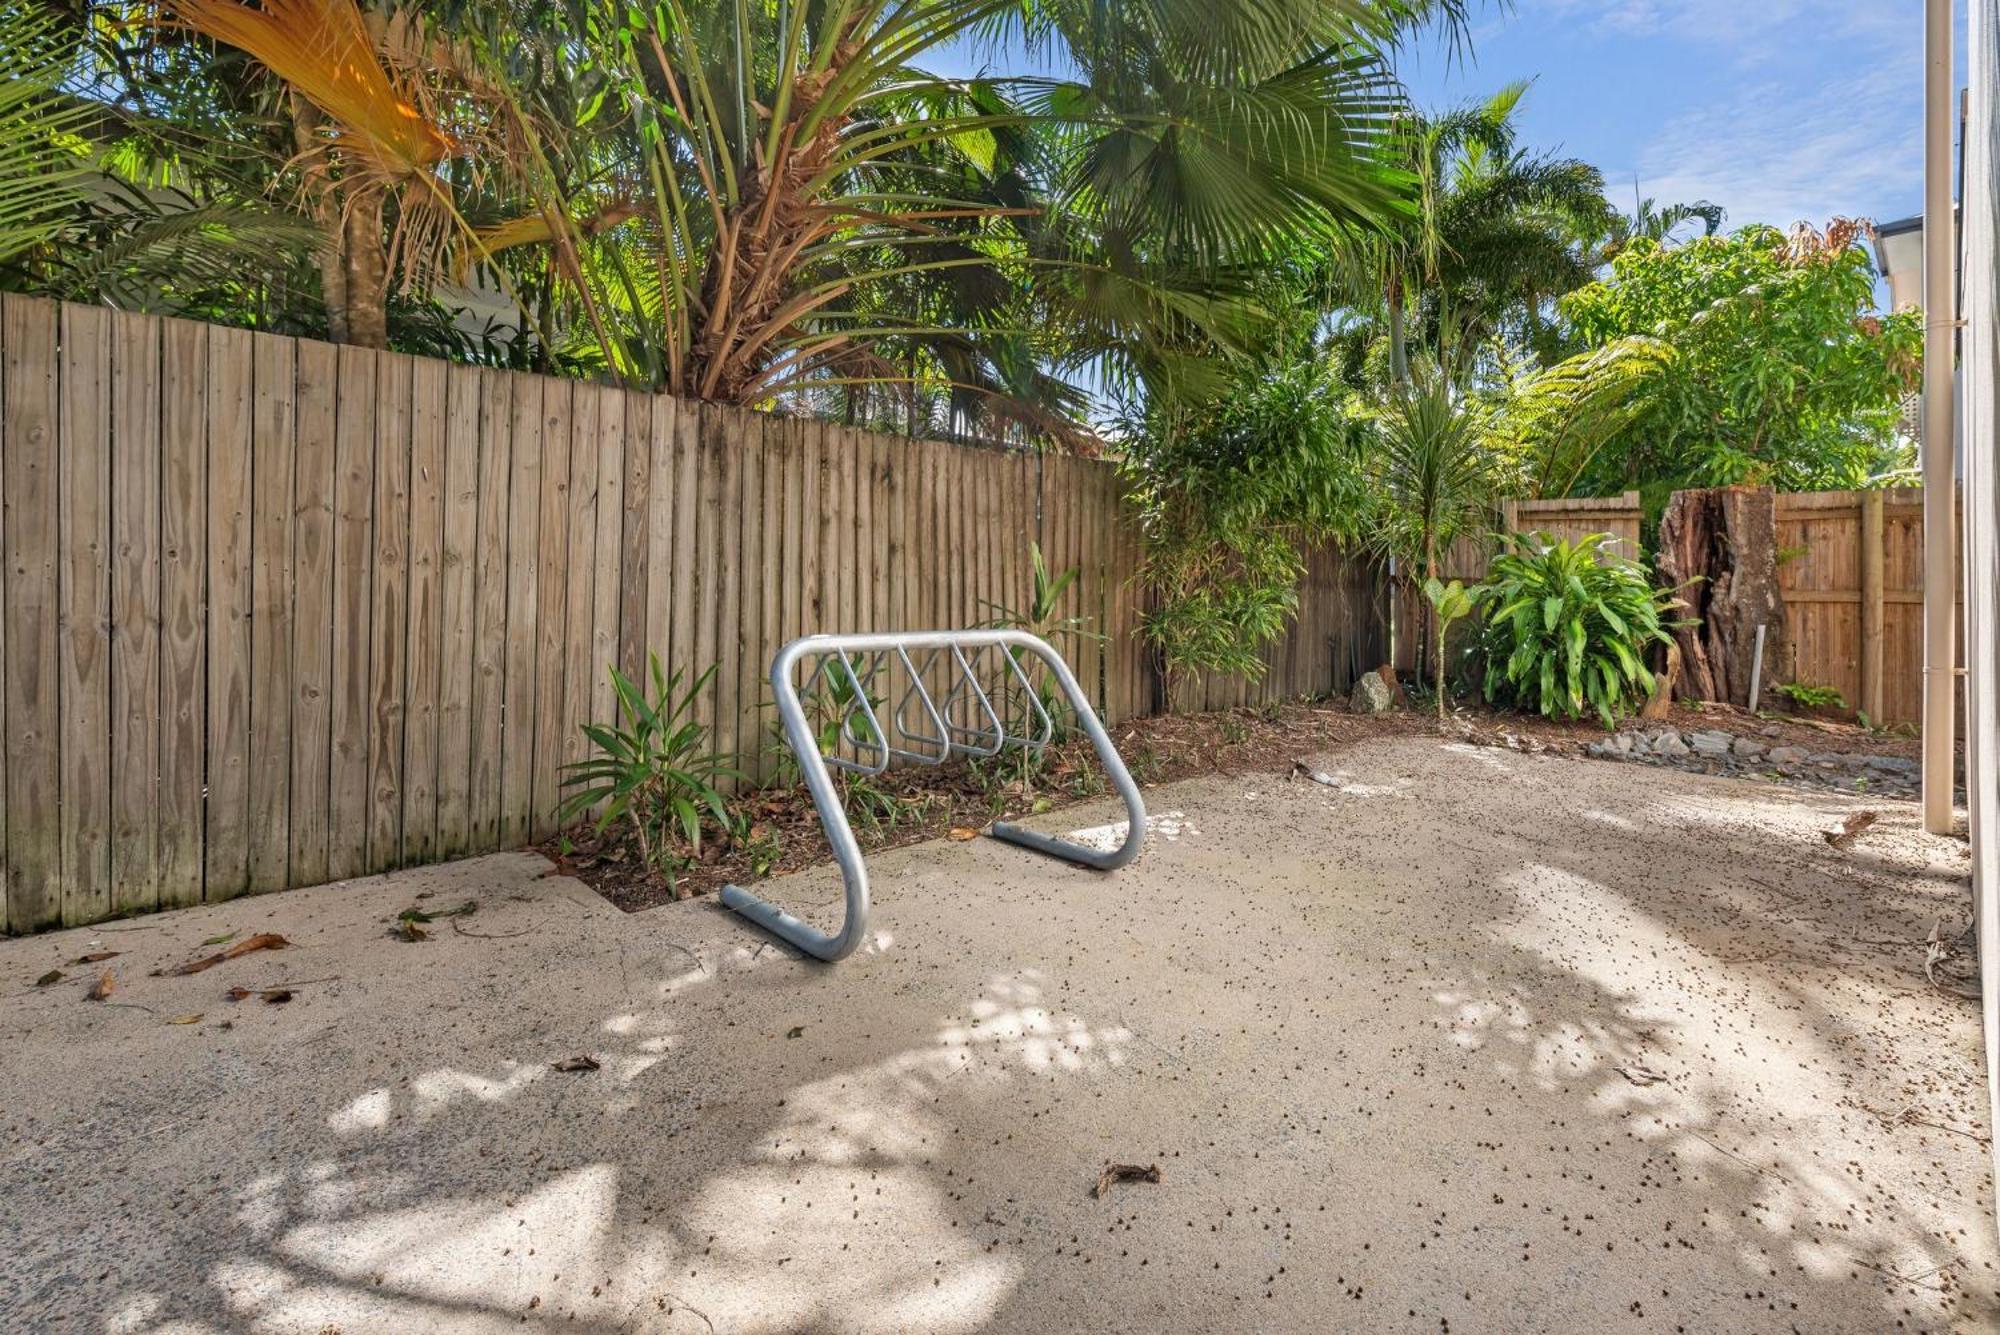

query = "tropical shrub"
[1557,221,1922,494]
[1121,356,1371,704]
[556,658,738,889]
[1477,532,1675,726]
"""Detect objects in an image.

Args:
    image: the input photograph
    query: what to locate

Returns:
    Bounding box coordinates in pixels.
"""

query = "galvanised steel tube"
[718,629,1147,962]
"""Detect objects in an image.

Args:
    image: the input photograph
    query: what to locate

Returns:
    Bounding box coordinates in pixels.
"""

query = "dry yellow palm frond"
[168,0,453,178]
[452,202,641,280]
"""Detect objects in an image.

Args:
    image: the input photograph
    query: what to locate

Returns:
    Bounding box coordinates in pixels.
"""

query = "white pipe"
[1923,0,1960,834]
[1748,623,1766,713]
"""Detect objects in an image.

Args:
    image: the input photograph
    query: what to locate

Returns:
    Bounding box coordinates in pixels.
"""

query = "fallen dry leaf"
[198,931,236,947]
[166,1013,203,1025]
[74,950,121,964]
[1824,810,1879,851]
[170,933,292,975]
[397,919,429,942]
[948,827,979,841]
[1616,1064,1669,1087]
[86,971,116,1001]
[34,969,64,987]
[551,1054,600,1073]
[1094,1162,1161,1198]
[786,1025,805,1039]
[226,985,294,1004]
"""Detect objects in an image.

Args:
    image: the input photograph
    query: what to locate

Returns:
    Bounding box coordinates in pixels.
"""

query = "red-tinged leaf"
[86,972,115,1001]
[74,950,121,964]
[170,932,293,975]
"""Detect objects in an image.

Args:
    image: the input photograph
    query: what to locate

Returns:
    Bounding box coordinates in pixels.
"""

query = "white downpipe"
[1924,0,1961,835]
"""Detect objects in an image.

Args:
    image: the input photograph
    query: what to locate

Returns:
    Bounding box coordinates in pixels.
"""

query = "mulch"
[539,694,1923,915]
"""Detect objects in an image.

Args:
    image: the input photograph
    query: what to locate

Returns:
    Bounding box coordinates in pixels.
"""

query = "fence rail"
[0,296,1383,931]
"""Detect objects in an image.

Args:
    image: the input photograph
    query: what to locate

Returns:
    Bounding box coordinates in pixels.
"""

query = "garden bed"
[545,694,1926,914]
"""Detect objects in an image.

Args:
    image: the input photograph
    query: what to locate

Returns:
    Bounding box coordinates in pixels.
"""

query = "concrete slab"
[0,736,1992,1333]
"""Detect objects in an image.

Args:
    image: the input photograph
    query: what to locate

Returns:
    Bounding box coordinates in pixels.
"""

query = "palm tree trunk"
[340,190,390,351]
[1387,281,1409,388]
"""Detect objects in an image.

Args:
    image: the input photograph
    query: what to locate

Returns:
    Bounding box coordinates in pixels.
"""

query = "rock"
[1608,732,1636,756]
[1865,755,1919,775]
[1655,732,1690,757]
[1768,745,1809,768]
[1689,729,1733,757]
[1350,672,1394,715]
[1730,736,1767,760]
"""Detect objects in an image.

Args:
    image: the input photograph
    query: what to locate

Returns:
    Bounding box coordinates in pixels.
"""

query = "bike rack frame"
[719,630,1147,962]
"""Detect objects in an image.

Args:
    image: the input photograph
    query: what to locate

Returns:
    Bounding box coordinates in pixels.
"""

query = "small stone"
[1768,745,1808,768]
[1865,755,1919,775]
[1655,732,1690,757]
[1689,730,1733,757]
[1730,736,1767,760]
[1608,732,1636,756]
[1349,672,1394,715]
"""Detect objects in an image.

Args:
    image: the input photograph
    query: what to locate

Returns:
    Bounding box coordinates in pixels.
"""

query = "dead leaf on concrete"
[397,919,429,942]
[34,969,64,987]
[86,971,116,1001]
[1615,1064,1669,1087]
[1823,810,1879,851]
[198,931,236,947]
[948,827,978,841]
[786,1026,805,1039]
[74,950,121,964]
[169,933,292,975]
[398,900,477,924]
[225,984,298,1004]
[1093,1162,1162,1198]
[551,1054,600,1073]
[166,1013,203,1025]
[1290,760,1341,788]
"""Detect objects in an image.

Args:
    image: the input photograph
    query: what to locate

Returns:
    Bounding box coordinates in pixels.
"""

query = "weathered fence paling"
[0,296,1382,931]
[1776,487,1963,727]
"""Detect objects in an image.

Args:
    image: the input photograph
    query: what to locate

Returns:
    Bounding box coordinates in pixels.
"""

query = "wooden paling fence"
[0,296,1383,931]
[1776,487,1963,726]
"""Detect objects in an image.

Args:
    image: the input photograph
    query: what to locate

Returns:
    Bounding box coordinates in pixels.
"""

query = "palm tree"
[1584,194,1725,264]
[145,0,1457,430]
[1328,82,1610,387]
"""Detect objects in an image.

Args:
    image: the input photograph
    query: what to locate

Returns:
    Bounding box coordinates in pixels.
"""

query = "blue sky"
[937,3,1963,236]
[1402,2,1956,235]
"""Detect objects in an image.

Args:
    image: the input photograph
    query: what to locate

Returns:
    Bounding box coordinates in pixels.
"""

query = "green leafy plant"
[773,666,927,833]
[1123,355,1372,705]
[1421,576,1479,719]
[555,658,739,891]
[1477,532,1676,727]
[1775,680,1846,712]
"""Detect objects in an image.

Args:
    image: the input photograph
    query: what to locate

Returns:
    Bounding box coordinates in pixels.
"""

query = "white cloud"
[1629,58,1922,229]
[1532,0,1902,52]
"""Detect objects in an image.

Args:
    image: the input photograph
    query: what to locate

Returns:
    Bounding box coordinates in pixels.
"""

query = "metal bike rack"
[719,630,1147,962]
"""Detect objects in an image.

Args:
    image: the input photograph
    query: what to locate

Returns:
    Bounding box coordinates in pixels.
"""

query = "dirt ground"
[0,734,1990,1333]
[557,696,1923,913]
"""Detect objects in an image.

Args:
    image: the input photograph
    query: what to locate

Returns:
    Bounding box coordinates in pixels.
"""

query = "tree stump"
[1654,486,1790,707]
